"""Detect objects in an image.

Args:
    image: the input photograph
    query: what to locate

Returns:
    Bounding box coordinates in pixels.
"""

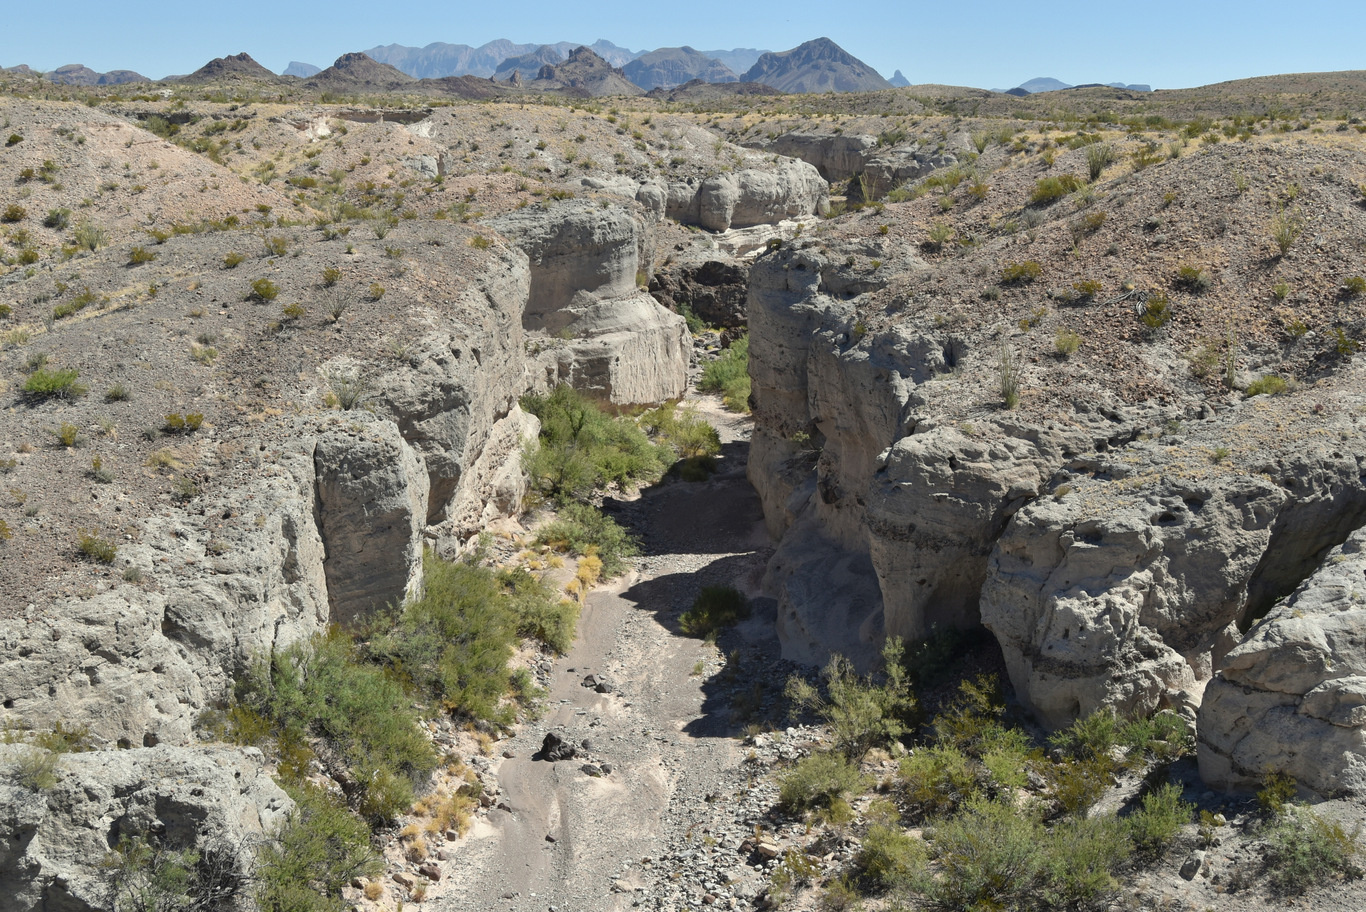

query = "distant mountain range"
[997,76,1152,94]
[1,38,903,96]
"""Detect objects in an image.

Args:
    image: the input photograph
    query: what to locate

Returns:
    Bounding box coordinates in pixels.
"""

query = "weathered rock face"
[687,163,829,232]
[1199,528,1366,796]
[744,238,1366,778]
[0,745,291,912]
[0,441,329,747]
[314,420,428,627]
[754,132,877,182]
[488,200,689,404]
[648,259,750,329]
[861,146,959,197]
[983,455,1287,727]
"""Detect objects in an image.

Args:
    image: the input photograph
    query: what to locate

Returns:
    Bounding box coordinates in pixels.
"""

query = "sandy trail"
[434,397,770,912]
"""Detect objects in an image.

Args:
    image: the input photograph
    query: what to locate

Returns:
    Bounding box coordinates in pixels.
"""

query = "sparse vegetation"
[1000,260,1042,285]
[23,367,87,401]
[249,278,280,302]
[698,334,750,412]
[679,586,750,637]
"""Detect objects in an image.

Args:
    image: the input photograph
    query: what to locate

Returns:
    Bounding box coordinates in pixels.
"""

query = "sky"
[2,0,1363,90]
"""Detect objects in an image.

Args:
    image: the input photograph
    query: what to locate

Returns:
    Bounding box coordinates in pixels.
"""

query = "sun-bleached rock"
[314,418,428,627]
[1199,527,1366,795]
[0,744,290,912]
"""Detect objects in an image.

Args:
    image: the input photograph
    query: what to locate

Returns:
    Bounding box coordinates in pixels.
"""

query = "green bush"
[73,221,108,251]
[778,750,866,814]
[1129,782,1193,857]
[533,501,638,577]
[11,747,59,790]
[899,745,978,817]
[521,384,668,503]
[786,638,916,759]
[103,833,243,912]
[23,367,86,400]
[1174,264,1212,293]
[368,552,563,725]
[1140,293,1172,330]
[1262,806,1363,895]
[256,783,382,912]
[2,204,27,223]
[1343,276,1366,297]
[1246,374,1288,397]
[1085,143,1116,181]
[679,586,749,637]
[913,797,1047,910]
[128,246,156,265]
[1055,329,1082,357]
[1030,174,1084,206]
[249,278,279,302]
[235,630,437,823]
[1041,816,1130,910]
[1000,261,1042,285]
[856,822,926,891]
[698,334,750,413]
[77,530,117,563]
[44,207,71,230]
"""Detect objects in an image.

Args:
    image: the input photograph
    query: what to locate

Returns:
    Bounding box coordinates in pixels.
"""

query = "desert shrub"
[786,637,916,759]
[235,630,437,824]
[11,747,59,790]
[679,586,749,637]
[1040,816,1131,910]
[533,501,638,577]
[468,235,491,249]
[521,384,668,503]
[1055,329,1081,356]
[256,783,382,912]
[1271,208,1304,255]
[778,750,866,814]
[1084,143,1116,181]
[1029,174,1084,206]
[23,367,86,400]
[2,204,27,222]
[128,246,156,265]
[698,334,751,413]
[322,370,370,410]
[1245,374,1288,397]
[1000,260,1042,284]
[263,235,288,257]
[1129,782,1193,857]
[367,283,385,301]
[924,221,954,251]
[998,343,1020,409]
[1258,770,1299,816]
[223,252,244,268]
[368,553,557,725]
[1174,264,1212,293]
[44,208,71,230]
[912,797,1048,911]
[320,266,341,287]
[501,565,578,654]
[249,278,279,302]
[856,822,926,891]
[73,221,108,251]
[103,833,245,912]
[1343,276,1366,297]
[163,413,205,433]
[77,529,117,563]
[1140,293,1172,330]
[51,422,81,447]
[900,745,979,817]
[1262,806,1363,895]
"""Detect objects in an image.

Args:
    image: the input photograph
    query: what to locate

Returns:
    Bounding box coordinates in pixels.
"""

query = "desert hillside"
[2,63,1366,912]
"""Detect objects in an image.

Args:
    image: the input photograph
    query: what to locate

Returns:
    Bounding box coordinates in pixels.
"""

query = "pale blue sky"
[3,0,1363,90]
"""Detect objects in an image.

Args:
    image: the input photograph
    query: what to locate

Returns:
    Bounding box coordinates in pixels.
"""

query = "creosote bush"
[1030,173,1084,206]
[786,637,916,759]
[23,367,87,400]
[249,278,279,302]
[778,750,866,814]
[1000,260,1042,285]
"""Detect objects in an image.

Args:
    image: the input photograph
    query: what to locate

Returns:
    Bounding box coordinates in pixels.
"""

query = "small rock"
[545,833,558,843]
[419,863,442,882]
[393,871,415,888]
[581,764,604,777]
[503,749,516,759]
[1180,850,1206,880]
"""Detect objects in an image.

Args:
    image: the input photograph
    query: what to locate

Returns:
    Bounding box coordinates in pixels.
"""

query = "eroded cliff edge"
[743,134,1366,797]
